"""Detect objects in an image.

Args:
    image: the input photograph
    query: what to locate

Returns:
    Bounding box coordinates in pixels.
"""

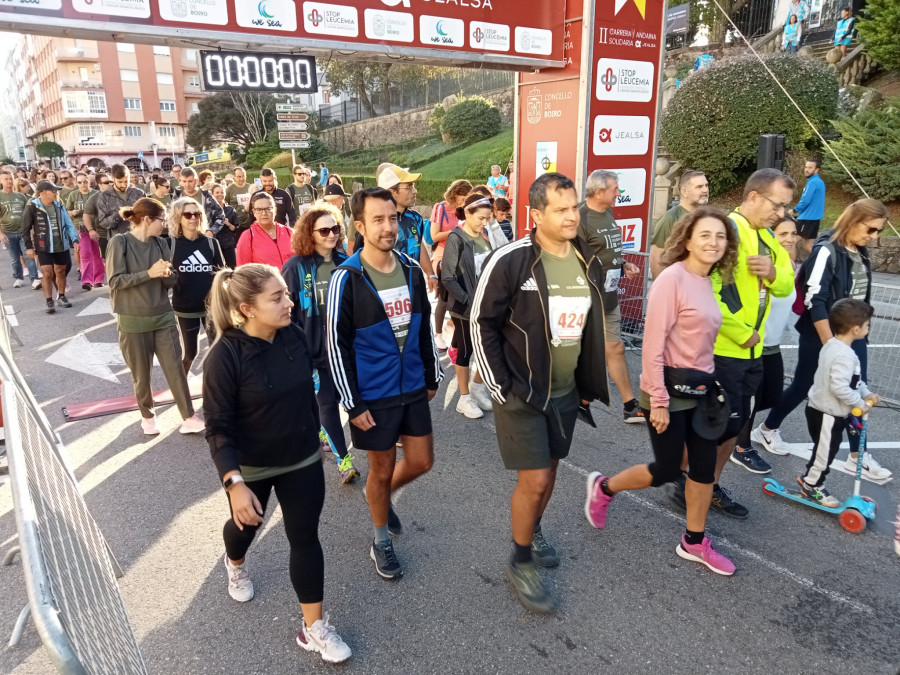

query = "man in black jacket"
[259,168,295,227]
[472,173,610,614]
[174,167,226,237]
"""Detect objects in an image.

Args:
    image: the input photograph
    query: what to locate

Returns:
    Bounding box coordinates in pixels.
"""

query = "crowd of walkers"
[3,155,896,662]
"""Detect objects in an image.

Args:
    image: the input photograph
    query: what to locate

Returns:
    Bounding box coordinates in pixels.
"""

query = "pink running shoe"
[584,472,614,529]
[676,535,736,576]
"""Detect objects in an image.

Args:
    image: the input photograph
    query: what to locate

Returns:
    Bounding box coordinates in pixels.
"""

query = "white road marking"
[560,458,876,616]
[77,296,113,316]
[4,304,17,327]
[45,333,125,382]
[783,441,898,454]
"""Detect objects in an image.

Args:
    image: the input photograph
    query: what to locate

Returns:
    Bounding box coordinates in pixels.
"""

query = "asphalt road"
[0,274,898,675]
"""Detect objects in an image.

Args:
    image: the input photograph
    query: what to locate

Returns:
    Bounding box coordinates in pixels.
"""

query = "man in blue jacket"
[792,157,826,259]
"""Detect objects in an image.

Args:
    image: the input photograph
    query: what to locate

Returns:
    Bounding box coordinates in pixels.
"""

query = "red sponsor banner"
[0,0,565,68]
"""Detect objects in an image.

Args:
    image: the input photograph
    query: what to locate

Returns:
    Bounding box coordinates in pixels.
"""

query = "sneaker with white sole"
[456,394,484,419]
[469,383,493,411]
[224,555,254,602]
[797,477,840,508]
[751,424,789,456]
[31,279,42,290]
[140,416,159,435]
[179,413,206,434]
[845,452,892,481]
[13,279,22,288]
[675,535,736,576]
[434,334,448,351]
[296,614,351,663]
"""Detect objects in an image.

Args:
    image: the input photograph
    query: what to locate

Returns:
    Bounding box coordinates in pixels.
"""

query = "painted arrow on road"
[77,296,113,317]
[46,333,125,383]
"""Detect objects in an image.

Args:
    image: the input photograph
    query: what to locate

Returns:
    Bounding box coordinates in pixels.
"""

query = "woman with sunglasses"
[65,172,104,290]
[169,197,226,374]
[281,203,359,484]
[758,198,891,480]
[106,197,205,436]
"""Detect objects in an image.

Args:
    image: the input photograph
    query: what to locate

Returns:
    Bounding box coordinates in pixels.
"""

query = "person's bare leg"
[714,438,735,483]
[40,264,53,299]
[511,468,552,547]
[606,340,635,403]
[685,478,713,532]
[606,463,653,493]
[366,448,397,527]
[455,365,470,395]
[390,434,433,492]
[54,264,67,296]
[301,601,323,626]
[535,459,559,520]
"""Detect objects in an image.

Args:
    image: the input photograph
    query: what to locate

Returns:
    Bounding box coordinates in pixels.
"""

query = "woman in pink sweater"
[584,207,739,575]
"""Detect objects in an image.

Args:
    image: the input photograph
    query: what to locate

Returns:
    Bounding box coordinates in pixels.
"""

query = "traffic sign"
[280,141,311,149]
[279,131,310,141]
[138,151,144,159]
[276,104,308,113]
[277,122,309,131]
[276,113,308,121]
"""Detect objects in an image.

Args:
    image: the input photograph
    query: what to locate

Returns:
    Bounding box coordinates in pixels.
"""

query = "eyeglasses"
[100,181,111,185]
[182,211,202,220]
[253,207,274,213]
[866,226,883,235]
[759,193,790,212]
[315,225,341,237]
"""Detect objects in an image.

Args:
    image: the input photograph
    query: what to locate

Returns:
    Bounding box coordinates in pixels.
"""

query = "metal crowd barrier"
[0,288,147,674]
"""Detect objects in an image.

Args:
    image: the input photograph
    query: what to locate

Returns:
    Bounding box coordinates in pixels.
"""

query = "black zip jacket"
[441,227,492,319]
[471,231,611,409]
[204,324,320,480]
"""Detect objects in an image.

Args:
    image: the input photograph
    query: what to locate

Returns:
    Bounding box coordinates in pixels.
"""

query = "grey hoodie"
[807,338,871,417]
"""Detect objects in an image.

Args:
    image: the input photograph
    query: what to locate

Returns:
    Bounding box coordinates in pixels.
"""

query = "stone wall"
[870,236,900,274]
[320,87,514,153]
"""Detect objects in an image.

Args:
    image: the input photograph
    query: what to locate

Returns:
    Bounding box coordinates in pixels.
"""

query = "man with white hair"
[487,165,509,200]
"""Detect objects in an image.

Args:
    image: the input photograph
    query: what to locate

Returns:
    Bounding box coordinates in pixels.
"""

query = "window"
[120,69,138,82]
[124,125,141,137]
[153,46,170,56]
[159,100,176,112]
[116,43,135,53]
[78,123,105,145]
[188,75,200,87]
[88,91,107,114]
[156,72,174,85]
[184,49,197,61]
[63,91,107,117]
[190,102,199,114]
[124,98,142,110]
[158,126,176,138]
[78,67,89,82]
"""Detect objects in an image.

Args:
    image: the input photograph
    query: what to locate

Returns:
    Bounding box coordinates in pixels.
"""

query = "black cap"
[324,183,346,197]
[36,180,59,193]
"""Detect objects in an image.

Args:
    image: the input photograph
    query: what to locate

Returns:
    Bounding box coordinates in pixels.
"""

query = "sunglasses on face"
[315,225,341,237]
[100,181,111,185]
[182,211,202,220]
[76,179,88,184]
[866,226,883,235]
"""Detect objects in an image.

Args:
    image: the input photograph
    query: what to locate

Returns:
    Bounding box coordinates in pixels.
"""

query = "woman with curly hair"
[584,207,740,575]
[281,202,359,484]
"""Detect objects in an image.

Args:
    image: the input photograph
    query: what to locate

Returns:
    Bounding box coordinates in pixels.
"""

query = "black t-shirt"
[170,235,226,314]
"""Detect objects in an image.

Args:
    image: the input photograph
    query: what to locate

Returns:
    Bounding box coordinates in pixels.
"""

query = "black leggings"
[434,296,448,334]
[451,316,474,367]
[316,366,349,459]
[737,351,784,448]
[644,406,717,486]
[223,460,325,604]
[176,315,215,373]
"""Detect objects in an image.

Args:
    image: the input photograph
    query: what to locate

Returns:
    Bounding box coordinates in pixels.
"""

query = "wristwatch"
[223,475,244,491]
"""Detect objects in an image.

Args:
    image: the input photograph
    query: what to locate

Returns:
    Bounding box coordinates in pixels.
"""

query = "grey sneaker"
[531,530,559,568]
[506,559,556,613]
[56,295,72,308]
[370,540,402,579]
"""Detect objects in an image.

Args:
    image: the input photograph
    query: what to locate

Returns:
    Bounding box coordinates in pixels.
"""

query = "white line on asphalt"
[4,304,17,327]
[784,442,898,453]
[559,458,876,616]
[780,344,900,349]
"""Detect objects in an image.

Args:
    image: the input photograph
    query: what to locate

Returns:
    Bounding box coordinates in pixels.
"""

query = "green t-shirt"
[65,189,96,232]
[240,452,321,482]
[288,183,317,213]
[361,257,411,351]
[577,203,624,311]
[183,191,203,207]
[466,229,492,274]
[0,191,28,234]
[46,203,64,251]
[226,183,252,227]
[315,259,336,321]
[651,204,689,249]
[541,247,592,398]
[847,249,868,300]
[59,186,77,204]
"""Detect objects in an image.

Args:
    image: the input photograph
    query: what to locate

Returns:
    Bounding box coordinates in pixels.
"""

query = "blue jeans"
[6,233,38,281]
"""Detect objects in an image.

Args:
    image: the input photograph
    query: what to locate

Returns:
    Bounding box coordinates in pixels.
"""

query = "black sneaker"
[667,473,687,511]
[506,559,556,613]
[82,282,92,291]
[531,530,560,568]
[711,485,749,519]
[56,295,72,308]
[387,503,402,536]
[623,403,646,424]
[370,540,402,579]
[45,298,56,314]
[93,283,104,288]
[729,447,772,475]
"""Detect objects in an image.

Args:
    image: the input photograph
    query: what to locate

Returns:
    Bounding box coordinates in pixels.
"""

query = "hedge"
[271,172,478,206]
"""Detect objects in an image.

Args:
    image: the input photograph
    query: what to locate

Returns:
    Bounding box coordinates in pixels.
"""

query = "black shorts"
[494,389,579,470]
[797,219,821,240]
[450,316,473,367]
[349,396,433,452]
[714,355,763,441]
[36,250,71,267]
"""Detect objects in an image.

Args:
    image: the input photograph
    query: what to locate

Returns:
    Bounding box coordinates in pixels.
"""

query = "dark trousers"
[316,366,349,460]
[223,460,325,604]
[802,406,845,487]
[175,315,216,374]
[737,350,784,448]
[644,406,717,486]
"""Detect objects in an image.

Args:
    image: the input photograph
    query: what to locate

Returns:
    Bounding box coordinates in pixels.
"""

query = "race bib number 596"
[379,286,412,328]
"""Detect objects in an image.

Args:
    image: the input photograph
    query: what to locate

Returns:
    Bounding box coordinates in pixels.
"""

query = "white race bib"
[604,268,622,293]
[378,285,412,330]
[236,193,251,208]
[548,295,592,342]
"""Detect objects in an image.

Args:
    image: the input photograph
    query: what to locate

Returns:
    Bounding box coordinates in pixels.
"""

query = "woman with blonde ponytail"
[202,263,352,665]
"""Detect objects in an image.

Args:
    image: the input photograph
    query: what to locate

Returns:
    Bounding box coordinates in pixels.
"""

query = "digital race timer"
[199,51,317,94]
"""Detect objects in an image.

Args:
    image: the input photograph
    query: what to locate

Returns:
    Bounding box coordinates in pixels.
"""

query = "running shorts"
[349,396,433,452]
[494,389,579,470]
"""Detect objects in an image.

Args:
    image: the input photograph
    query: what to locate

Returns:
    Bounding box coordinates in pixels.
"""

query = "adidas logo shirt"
[171,235,225,315]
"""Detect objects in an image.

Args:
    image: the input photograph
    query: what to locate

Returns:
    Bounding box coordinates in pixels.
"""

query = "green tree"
[186,92,278,150]
[440,97,502,144]
[325,61,456,117]
[857,0,900,71]
[35,140,64,160]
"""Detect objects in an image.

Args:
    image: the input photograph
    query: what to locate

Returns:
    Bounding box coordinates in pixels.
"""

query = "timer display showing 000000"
[199,52,317,93]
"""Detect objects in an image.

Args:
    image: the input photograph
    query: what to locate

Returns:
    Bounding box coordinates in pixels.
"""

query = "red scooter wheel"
[762,482,777,496]
[840,509,866,533]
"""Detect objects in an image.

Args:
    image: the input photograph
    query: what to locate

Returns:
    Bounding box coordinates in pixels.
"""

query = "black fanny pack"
[664,367,716,399]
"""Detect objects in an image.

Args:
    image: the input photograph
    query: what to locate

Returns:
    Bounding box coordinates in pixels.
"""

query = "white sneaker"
[31,279,42,290]
[751,424,788,456]
[296,614,351,663]
[469,383,493,411]
[179,413,205,434]
[13,279,22,288]
[456,394,484,419]
[224,555,254,602]
[434,334,448,351]
[845,452,892,480]
[140,416,159,435]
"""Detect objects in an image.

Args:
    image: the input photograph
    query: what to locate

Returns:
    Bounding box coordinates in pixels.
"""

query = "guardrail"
[0,288,147,674]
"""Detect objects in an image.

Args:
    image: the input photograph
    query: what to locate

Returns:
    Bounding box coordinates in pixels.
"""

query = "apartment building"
[5,34,208,171]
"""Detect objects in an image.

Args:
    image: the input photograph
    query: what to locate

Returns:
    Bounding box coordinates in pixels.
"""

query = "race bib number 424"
[548,295,591,342]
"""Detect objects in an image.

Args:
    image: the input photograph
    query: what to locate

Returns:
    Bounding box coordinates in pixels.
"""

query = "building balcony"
[55,46,100,61]
[64,109,108,120]
[184,85,202,95]
[60,79,104,89]
[181,58,199,69]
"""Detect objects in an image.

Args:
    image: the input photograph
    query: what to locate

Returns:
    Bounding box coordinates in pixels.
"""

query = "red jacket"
[236,221,293,268]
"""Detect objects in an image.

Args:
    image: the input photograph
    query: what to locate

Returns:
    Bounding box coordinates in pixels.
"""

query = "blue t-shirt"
[396,208,424,260]
[487,174,509,198]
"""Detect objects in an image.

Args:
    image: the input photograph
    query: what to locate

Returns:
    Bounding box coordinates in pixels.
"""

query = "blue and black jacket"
[282,249,349,368]
[326,250,443,418]
[21,198,79,253]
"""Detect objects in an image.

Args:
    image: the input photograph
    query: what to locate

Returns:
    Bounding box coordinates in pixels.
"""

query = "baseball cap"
[36,180,59,193]
[324,183,346,197]
[376,164,421,190]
